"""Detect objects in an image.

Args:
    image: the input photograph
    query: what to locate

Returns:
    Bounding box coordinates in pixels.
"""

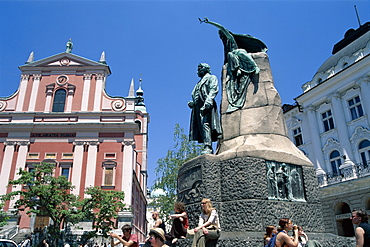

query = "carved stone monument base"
[177,155,354,246]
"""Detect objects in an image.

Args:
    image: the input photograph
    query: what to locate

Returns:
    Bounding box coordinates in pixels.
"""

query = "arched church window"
[329,150,341,176]
[359,139,370,167]
[52,89,66,112]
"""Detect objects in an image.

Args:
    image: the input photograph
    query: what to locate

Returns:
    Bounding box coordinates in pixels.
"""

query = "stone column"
[28,74,41,111]
[306,106,326,177]
[44,84,55,113]
[330,93,356,178]
[357,75,370,127]
[93,74,104,111]
[65,84,76,113]
[16,74,30,111]
[0,141,17,195]
[122,140,135,205]
[85,141,99,189]
[81,74,92,111]
[71,141,85,196]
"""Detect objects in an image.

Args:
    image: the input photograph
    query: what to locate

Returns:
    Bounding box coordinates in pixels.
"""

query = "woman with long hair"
[191,198,221,247]
[275,218,299,247]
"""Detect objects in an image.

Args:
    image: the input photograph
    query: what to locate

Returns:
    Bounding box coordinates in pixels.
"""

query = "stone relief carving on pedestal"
[177,165,202,204]
[266,161,305,201]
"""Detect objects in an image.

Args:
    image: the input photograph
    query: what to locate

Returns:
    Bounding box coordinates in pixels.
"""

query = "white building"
[283,22,370,236]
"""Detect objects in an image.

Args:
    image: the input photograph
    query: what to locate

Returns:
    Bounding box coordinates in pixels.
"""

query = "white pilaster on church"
[84,141,99,192]
[93,74,104,111]
[357,75,370,127]
[330,93,355,165]
[306,106,326,175]
[65,85,75,113]
[71,141,85,196]
[10,141,30,208]
[122,139,135,206]
[16,74,30,111]
[0,141,17,196]
[81,74,92,111]
[28,74,41,111]
[44,84,54,113]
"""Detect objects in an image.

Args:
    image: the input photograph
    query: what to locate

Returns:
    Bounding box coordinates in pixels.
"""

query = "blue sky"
[1,0,369,188]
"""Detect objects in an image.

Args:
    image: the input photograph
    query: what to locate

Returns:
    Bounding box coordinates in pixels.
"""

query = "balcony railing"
[317,162,370,187]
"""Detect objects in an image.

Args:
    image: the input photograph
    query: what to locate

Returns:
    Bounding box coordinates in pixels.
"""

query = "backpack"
[265,232,281,247]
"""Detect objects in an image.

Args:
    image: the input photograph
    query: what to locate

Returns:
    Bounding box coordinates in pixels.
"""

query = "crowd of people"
[109,198,220,247]
[108,203,369,247]
[263,209,370,247]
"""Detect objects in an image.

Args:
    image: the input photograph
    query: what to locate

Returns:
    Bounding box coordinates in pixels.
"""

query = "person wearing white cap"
[148,228,168,247]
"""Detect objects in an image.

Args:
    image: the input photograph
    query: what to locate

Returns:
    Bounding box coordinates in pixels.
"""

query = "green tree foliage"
[1,162,126,245]
[0,201,9,228]
[2,162,79,245]
[151,124,202,221]
[82,186,126,237]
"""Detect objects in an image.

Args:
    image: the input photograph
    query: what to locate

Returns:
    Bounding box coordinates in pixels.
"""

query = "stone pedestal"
[177,155,357,246]
[178,155,325,233]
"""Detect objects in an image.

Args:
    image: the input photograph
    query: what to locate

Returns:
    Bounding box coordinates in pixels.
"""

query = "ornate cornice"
[350,126,370,144]
[322,138,341,154]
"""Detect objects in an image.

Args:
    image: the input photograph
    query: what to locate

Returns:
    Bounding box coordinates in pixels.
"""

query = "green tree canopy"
[0,201,9,228]
[1,162,126,246]
[151,124,202,221]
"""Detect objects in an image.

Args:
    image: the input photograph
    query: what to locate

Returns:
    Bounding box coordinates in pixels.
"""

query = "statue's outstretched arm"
[200,18,235,43]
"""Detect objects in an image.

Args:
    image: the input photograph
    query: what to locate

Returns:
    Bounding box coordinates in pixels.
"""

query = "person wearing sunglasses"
[191,198,220,247]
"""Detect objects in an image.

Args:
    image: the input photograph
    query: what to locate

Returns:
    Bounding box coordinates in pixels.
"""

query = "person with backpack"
[264,225,277,246]
[275,218,299,247]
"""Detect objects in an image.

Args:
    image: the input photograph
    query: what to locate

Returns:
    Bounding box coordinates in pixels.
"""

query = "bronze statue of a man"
[188,63,222,154]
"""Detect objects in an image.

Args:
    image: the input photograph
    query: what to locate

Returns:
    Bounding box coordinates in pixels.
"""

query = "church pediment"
[19,52,110,73]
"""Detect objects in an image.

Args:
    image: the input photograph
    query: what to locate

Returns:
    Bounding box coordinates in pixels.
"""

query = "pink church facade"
[0,49,149,241]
